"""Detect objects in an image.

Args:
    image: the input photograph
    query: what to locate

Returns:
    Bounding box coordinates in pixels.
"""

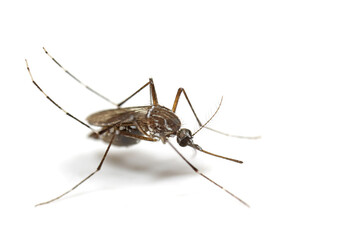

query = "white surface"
[1,0,360,239]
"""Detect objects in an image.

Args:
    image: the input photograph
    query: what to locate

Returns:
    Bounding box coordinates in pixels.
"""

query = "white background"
[1,0,360,239]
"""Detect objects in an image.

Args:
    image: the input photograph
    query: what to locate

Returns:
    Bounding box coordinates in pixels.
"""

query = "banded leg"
[167,140,249,207]
[118,129,158,142]
[35,133,116,206]
[117,78,158,107]
[43,48,159,107]
[43,47,117,106]
[172,88,202,126]
[25,60,99,136]
[172,88,260,139]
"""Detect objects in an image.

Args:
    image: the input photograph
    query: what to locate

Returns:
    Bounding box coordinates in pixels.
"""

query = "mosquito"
[26,48,259,207]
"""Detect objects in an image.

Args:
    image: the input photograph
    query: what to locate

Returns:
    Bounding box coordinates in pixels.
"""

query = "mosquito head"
[176,128,195,147]
[176,128,243,164]
[175,97,242,164]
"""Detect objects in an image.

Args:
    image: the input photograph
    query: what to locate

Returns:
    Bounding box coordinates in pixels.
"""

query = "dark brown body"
[87,105,181,146]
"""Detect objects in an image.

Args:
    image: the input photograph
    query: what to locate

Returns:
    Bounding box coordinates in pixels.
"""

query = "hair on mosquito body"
[26,47,260,207]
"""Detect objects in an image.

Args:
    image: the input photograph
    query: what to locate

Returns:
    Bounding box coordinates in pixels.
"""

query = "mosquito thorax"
[176,128,194,147]
[144,105,181,137]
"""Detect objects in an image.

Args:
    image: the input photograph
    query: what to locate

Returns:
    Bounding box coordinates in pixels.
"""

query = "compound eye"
[176,128,193,147]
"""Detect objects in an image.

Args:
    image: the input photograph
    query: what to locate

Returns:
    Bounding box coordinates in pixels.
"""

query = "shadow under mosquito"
[103,148,201,179]
[54,146,207,202]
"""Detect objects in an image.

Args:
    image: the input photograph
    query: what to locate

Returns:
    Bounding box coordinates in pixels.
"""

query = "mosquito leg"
[25,60,99,136]
[42,47,118,106]
[134,121,152,137]
[118,130,158,142]
[35,133,116,206]
[117,78,158,107]
[43,48,159,107]
[167,140,250,207]
[172,88,202,126]
[172,88,260,139]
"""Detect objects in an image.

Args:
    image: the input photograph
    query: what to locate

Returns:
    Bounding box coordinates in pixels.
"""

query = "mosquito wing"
[86,106,150,126]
